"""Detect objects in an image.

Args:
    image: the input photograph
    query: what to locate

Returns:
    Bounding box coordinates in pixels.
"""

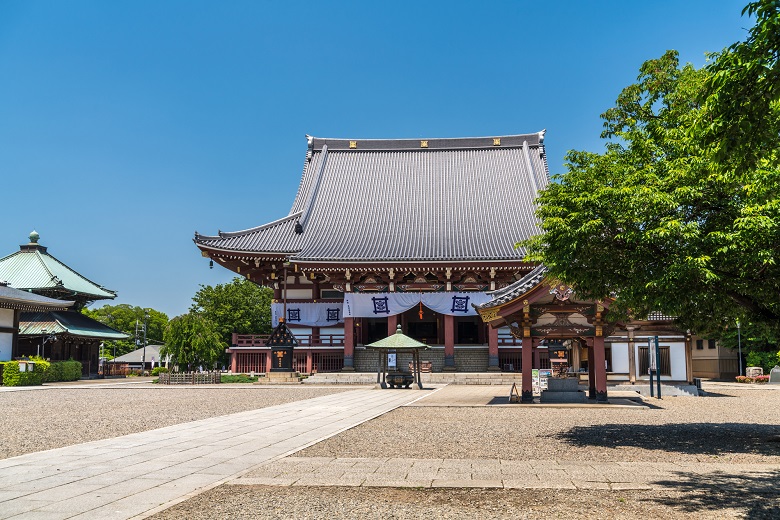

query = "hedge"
[1,361,44,386]
[0,359,82,386]
[43,360,82,382]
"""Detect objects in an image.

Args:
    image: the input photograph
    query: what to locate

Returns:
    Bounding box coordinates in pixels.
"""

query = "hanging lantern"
[418,300,424,320]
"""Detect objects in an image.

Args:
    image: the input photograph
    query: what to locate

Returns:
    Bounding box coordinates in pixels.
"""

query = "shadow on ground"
[649,469,780,518]
[555,423,780,457]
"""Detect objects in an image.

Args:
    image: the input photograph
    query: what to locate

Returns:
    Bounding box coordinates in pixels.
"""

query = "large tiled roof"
[0,241,117,300]
[19,311,129,339]
[195,133,549,262]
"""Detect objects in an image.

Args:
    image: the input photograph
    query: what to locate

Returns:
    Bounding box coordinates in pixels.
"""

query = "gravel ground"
[296,388,780,464]
[150,485,777,519]
[0,385,352,459]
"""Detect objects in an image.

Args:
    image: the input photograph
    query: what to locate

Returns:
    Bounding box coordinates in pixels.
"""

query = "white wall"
[610,342,629,373]
[0,309,14,361]
[0,308,13,327]
[286,288,313,299]
[0,333,12,361]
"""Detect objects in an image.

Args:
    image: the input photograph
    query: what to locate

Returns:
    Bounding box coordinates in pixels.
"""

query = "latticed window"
[638,346,671,376]
[708,339,717,349]
[696,339,704,350]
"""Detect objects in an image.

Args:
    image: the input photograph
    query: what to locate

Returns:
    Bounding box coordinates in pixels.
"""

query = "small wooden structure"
[366,324,428,389]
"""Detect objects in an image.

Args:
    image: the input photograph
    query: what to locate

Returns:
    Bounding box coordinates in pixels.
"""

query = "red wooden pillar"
[521,336,534,402]
[265,351,272,373]
[587,342,596,399]
[443,314,456,371]
[306,350,313,374]
[488,326,499,371]
[533,348,541,369]
[230,352,237,373]
[388,314,399,336]
[343,317,355,371]
[594,335,608,402]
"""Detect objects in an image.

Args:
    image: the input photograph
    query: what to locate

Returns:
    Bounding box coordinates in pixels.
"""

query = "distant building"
[112,344,168,371]
[0,231,128,375]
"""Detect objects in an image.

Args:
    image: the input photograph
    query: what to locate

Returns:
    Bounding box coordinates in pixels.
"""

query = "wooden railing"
[232,333,345,348]
[498,334,522,346]
[158,372,220,385]
[102,363,130,376]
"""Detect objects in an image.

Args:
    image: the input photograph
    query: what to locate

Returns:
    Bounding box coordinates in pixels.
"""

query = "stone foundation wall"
[354,347,489,372]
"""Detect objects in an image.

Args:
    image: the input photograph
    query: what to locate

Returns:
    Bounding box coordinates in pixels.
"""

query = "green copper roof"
[365,325,428,350]
[0,234,116,301]
[19,311,129,339]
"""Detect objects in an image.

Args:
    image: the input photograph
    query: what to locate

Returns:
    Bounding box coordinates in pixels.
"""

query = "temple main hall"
[195,133,702,397]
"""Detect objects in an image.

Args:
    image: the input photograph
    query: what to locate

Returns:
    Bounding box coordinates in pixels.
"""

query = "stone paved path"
[235,456,780,491]
[0,388,435,520]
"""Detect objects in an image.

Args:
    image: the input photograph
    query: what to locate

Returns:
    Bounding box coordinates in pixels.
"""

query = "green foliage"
[151,366,169,376]
[190,277,273,347]
[82,304,169,357]
[1,361,44,386]
[162,313,224,371]
[523,5,780,337]
[746,350,780,373]
[42,360,82,382]
[221,374,258,383]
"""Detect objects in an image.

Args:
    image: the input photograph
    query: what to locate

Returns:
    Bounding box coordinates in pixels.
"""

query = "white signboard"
[387,351,397,369]
[648,338,658,372]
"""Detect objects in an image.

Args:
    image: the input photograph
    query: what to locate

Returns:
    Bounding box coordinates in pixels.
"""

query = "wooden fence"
[158,372,221,385]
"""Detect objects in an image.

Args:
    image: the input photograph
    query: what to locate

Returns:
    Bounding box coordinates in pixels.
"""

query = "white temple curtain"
[343,292,491,318]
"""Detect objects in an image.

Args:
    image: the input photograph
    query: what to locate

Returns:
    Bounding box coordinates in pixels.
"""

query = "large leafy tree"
[162,313,223,371]
[523,1,780,337]
[190,277,273,347]
[82,304,169,358]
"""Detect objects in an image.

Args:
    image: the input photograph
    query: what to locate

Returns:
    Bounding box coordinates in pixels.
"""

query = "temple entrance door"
[456,317,480,344]
[365,318,388,344]
[403,306,438,345]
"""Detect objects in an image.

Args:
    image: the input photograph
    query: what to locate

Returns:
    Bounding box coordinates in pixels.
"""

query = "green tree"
[523,19,779,337]
[82,304,169,357]
[190,277,273,347]
[161,313,223,371]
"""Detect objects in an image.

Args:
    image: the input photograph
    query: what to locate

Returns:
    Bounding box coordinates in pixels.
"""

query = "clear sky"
[0,0,751,318]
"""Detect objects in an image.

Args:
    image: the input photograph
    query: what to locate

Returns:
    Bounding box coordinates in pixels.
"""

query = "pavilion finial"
[29,230,39,244]
[396,324,402,334]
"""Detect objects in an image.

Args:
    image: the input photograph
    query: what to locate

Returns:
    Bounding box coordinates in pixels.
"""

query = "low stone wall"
[355,347,489,372]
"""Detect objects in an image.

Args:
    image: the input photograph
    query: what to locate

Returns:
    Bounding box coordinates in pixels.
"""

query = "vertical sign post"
[654,336,662,399]
[648,338,655,397]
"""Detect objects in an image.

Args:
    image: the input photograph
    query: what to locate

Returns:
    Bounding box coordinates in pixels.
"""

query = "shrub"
[755,375,770,384]
[221,374,258,384]
[151,366,169,376]
[745,351,780,374]
[735,376,754,383]
[1,361,44,386]
[41,359,82,382]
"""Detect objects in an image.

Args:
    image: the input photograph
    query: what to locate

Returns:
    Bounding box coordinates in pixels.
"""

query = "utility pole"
[142,310,149,376]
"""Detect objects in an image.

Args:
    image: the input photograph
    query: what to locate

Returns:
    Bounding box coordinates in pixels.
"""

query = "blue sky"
[0,1,750,318]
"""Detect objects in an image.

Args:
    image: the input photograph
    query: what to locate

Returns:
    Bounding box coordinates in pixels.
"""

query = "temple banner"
[343,292,492,318]
[271,302,344,327]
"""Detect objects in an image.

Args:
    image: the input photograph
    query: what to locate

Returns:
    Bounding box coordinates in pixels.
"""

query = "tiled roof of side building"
[19,311,129,339]
[0,283,74,312]
[0,237,117,300]
[195,132,550,262]
[474,264,548,310]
